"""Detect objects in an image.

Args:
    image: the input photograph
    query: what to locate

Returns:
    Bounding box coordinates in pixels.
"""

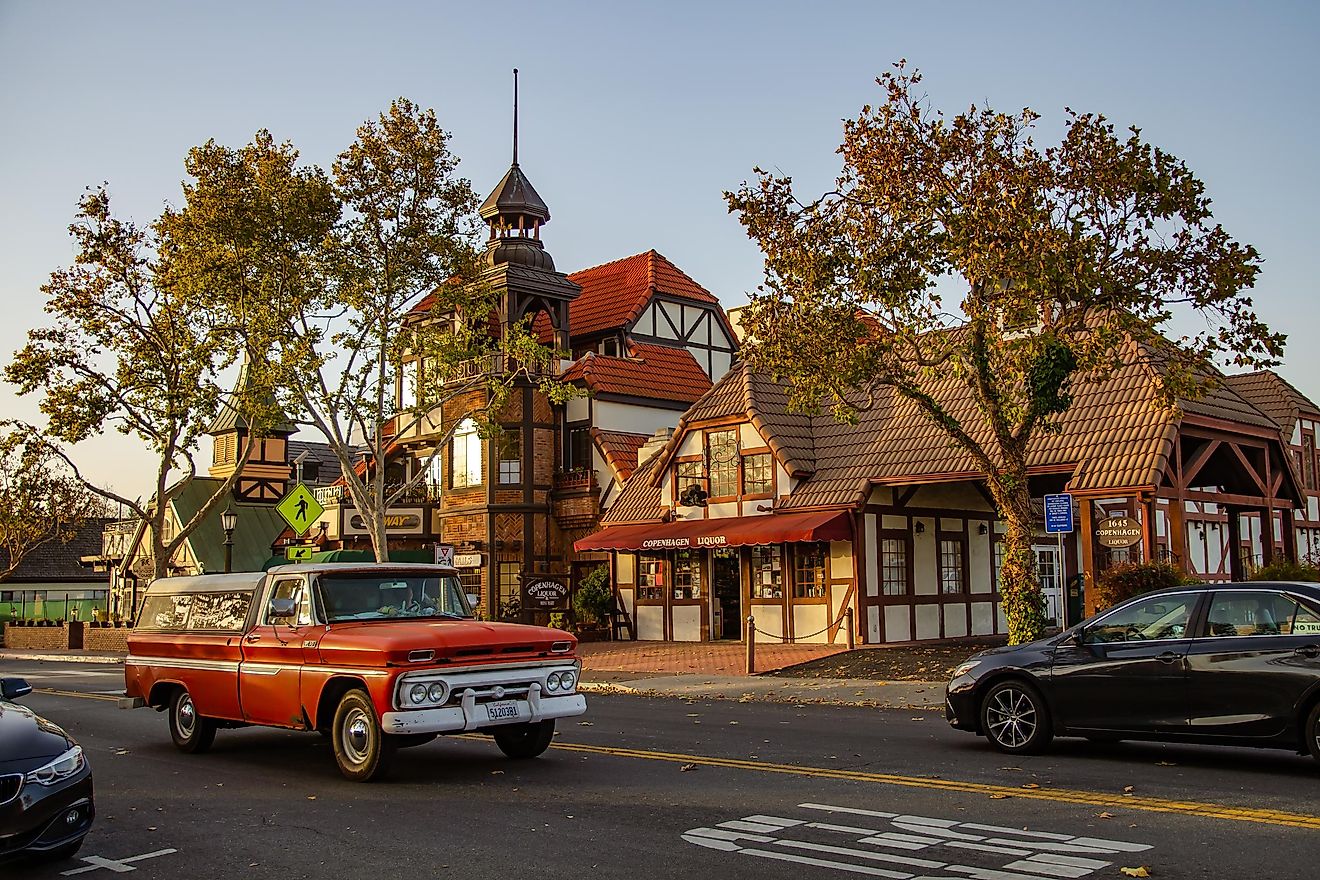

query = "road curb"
[0,651,126,665]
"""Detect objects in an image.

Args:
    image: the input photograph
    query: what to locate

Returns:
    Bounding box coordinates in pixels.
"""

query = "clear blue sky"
[2,1,1317,498]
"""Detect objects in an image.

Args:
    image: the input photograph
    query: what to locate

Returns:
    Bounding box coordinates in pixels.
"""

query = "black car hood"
[0,699,72,773]
[970,635,1062,661]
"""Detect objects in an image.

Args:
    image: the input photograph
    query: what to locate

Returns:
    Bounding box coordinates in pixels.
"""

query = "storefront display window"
[751,545,783,599]
[793,543,827,598]
[672,550,703,599]
[638,554,665,601]
[742,452,773,496]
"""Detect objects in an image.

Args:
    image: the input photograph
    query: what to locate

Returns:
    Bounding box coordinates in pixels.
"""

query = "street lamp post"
[221,506,238,574]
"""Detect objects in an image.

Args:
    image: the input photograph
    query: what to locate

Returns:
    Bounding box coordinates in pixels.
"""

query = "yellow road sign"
[285,544,316,561]
[276,483,325,537]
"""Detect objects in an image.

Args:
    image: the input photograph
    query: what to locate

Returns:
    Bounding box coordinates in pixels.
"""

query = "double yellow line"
[37,687,1320,830]
[549,741,1320,831]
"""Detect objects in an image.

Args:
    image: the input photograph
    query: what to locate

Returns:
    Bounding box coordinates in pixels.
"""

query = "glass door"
[712,549,742,640]
[1034,546,1063,627]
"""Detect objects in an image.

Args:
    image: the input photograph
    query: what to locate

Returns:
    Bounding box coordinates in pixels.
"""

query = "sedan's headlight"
[952,660,981,679]
[25,745,85,786]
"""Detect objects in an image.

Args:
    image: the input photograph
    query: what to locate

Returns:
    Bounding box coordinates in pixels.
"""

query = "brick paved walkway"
[576,640,846,675]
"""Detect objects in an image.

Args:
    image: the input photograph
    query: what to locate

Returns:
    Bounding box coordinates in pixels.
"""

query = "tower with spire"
[477,68,580,351]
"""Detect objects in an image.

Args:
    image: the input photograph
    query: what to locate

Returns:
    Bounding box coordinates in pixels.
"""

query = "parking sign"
[1044,493,1074,534]
[434,544,455,567]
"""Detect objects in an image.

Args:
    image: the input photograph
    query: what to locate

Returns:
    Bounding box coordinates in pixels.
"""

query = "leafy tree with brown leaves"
[5,189,279,581]
[0,428,102,582]
[726,63,1281,643]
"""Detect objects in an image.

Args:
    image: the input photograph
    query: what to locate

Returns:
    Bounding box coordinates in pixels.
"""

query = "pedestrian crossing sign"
[276,482,324,537]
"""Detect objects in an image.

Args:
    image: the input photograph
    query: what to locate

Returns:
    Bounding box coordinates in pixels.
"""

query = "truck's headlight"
[25,746,85,786]
[546,672,562,693]
[559,670,577,693]
[409,683,428,704]
[427,683,447,703]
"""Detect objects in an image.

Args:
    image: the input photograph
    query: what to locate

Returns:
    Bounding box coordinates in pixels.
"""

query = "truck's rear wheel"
[169,689,217,754]
[493,720,555,759]
[332,689,395,782]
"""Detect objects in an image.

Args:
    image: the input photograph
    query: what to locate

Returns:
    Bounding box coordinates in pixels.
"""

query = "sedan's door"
[1184,590,1320,738]
[1048,591,1202,734]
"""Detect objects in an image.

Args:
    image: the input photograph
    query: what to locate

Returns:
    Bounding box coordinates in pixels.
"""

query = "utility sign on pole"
[276,483,325,538]
[434,544,455,567]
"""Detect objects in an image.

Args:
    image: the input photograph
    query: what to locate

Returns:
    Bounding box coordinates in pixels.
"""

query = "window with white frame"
[742,452,773,496]
[498,429,521,484]
[451,418,483,488]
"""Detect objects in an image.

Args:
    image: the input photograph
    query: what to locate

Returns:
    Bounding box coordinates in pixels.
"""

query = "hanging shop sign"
[342,509,425,536]
[521,574,570,611]
[454,553,483,569]
[1096,516,1142,548]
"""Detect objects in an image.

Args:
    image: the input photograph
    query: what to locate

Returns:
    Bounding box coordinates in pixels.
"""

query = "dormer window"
[601,337,619,357]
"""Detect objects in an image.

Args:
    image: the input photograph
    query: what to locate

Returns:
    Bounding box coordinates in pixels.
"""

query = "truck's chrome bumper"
[381,690,587,735]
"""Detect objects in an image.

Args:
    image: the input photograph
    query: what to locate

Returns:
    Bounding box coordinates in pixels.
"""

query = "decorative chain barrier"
[744,607,856,674]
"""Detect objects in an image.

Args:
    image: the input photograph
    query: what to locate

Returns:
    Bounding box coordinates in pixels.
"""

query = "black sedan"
[0,678,95,863]
[946,581,1320,758]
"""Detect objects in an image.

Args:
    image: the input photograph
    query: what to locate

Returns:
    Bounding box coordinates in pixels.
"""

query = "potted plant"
[573,566,613,640]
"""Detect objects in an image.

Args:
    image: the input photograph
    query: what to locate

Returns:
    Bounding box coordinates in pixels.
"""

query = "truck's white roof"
[143,562,460,596]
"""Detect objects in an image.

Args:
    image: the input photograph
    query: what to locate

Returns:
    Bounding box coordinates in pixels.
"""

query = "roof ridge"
[566,249,655,279]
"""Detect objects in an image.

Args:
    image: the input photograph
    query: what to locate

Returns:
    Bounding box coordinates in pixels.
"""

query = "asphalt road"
[3,659,1317,880]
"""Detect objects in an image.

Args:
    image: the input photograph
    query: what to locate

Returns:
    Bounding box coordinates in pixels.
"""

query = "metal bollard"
[845,606,855,650]
[746,613,756,675]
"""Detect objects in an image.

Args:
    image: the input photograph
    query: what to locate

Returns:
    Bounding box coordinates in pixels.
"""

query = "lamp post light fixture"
[221,506,238,573]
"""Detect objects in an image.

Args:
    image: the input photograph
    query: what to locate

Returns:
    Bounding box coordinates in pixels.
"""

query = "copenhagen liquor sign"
[521,574,570,611]
[1096,516,1143,548]
[640,535,729,550]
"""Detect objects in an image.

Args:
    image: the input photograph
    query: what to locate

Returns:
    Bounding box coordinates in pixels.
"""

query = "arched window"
[451,419,483,488]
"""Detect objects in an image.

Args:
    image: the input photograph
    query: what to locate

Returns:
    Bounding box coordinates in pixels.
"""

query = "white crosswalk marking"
[683,803,1153,880]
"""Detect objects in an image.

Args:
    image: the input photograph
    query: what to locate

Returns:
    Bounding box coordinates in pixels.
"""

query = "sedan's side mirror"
[1,677,32,701]
[269,598,298,622]
[1068,626,1089,647]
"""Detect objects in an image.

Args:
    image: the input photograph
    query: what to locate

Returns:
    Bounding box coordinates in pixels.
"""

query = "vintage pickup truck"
[123,563,586,781]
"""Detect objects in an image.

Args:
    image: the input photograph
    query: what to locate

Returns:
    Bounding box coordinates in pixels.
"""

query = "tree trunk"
[990,472,1047,645]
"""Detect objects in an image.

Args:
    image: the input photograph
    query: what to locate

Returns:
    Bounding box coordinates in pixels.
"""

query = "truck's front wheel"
[169,689,217,754]
[493,720,555,759]
[332,690,396,782]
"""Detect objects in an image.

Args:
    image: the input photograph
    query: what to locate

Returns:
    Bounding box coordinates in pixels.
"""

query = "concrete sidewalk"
[0,648,946,709]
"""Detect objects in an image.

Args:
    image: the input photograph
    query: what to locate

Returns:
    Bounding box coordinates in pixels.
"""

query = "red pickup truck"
[123,563,587,781]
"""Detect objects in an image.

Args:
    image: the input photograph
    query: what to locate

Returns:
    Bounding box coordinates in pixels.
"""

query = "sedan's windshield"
[317,574,472,622]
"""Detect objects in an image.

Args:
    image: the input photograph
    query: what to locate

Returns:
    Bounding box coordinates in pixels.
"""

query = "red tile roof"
[566,250,720,338]
[591,429,650,481]
[562,341,712,405]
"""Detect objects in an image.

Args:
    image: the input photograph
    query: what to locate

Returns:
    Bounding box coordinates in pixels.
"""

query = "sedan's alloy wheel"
[986,686,1036,749]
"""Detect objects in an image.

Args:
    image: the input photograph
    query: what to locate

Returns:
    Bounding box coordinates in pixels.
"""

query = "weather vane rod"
[512,68,519,166]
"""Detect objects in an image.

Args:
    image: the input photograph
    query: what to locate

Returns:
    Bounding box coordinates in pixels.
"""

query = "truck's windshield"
[317,574,473,622]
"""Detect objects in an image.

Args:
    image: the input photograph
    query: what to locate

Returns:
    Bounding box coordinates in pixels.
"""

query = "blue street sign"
[1044,493,1074,534]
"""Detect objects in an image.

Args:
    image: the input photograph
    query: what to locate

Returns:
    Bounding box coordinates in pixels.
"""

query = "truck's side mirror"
[269,598,298,622]
[466,594,480,609]
[1,677,32,701]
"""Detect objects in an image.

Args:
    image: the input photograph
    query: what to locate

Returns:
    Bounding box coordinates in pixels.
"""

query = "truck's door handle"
[1295,645,1320,659]
[1156,651,1181,664]
[244,634,261,644]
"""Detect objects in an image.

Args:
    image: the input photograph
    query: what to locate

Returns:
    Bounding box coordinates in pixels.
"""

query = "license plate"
[484,700,521,722]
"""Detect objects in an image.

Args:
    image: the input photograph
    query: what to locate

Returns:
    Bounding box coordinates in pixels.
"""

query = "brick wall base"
[83,627,132,653]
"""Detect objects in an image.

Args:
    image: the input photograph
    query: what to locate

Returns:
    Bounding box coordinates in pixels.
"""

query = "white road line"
[740,847,912,879]
[801,803,900,819]
[774,839,945,869]
[719,820,789,833]
[61,848,178,876]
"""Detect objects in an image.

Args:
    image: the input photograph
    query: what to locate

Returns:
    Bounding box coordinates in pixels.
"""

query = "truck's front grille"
[446,683,534,707]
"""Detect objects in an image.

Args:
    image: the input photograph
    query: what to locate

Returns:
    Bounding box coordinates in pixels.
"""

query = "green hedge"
[1095,561,1200,610]
[1249,560,1320,582]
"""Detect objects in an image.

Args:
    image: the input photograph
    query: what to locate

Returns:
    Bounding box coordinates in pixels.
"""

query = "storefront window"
[751,545,783,599]
[451,418,483,488]
[881,538,907,595]
[638,554,665,601]
[708,430,739,498]
[742,452,773,496]
[940,539,965,594]
[793,543,827,598]
[672,550,703,600]
[497,560,520,618]
[498,429,521,484]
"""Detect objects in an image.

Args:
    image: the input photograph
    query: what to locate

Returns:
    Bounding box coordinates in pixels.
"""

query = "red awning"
[574,510,852,552]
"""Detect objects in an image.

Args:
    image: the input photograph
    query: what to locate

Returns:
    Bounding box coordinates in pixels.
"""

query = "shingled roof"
[605,342,1293,523]
[561,341,712,406]
[566,250,721,338]
[591,429,649,482]
[0,518,109,584]
[1223,370,1320,437]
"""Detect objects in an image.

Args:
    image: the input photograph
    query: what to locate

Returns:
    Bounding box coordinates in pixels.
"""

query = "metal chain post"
[745,613,756,674]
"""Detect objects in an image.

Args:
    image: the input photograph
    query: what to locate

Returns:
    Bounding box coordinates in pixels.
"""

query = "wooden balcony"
[552,469,601,530]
